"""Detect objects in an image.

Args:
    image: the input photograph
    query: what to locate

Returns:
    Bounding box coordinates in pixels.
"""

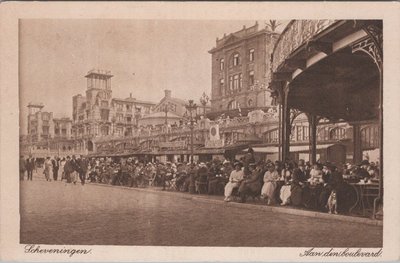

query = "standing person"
[224,162,244,202]
[63,156,73,183]
[20,155,26,181]
[43,157,53,181]
[59,158,66,181]
[70,155,80,185]
[26,155,35,181]
[77,155,87,185]
[261,163,279,205]
[52,156,59,181]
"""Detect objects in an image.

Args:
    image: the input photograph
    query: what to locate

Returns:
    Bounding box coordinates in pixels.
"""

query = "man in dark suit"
[52,157,59,181]
[26,155,35,181]
[76,155,88,185]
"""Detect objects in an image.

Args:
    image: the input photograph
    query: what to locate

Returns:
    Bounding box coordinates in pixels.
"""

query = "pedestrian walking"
[20,155,27,181]
[26,155,35,181]
[43,157,53,181]
[52,156,59,181]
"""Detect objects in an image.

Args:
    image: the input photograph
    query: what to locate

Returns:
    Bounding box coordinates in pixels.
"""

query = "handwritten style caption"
[300,247,382,258]
[25,244,92,257]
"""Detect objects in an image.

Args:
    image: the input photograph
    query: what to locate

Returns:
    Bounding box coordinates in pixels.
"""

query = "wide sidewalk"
[91,181,383,226]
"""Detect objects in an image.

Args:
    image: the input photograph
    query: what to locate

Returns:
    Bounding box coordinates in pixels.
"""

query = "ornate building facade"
[72,69,156,140]
[208,22,279,118]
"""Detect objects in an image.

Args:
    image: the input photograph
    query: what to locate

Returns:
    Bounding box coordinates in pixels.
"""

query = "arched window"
[220,58,224,70]
[329,127,346,140]
[232,53,240,66]
[248,99,253,107]
[249,48,255,62]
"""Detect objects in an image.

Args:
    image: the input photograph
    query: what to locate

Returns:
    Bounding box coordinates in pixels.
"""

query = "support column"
[352,123,362,164]
[282,83,291,162]
[307,114,318,165]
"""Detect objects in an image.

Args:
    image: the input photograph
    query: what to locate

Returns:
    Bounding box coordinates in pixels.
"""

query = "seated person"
[195,163,209,193]
[261,163,280,205]
[355,160,371,181]
[207,162,222,195]
[280,169,292,206]
[309,163,323,185]
[224,162,244,202]
[238,163,262,203]
[88,168,98,183]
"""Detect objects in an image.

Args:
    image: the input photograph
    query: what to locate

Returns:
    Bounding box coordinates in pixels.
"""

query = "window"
[101,101,108,107]
[117,103,123,111]
[126,105,131,110]
[296,126,304,141]
[61,129,67,135]
[249,71,255,85]
[55,128,60,135]
[229,76,233,91]
[239,74,243,90]
[233,75,239,91]
[233,53,240,66]
[126,116,132,123]
[100,126,109,136]
[249,48,255,62]
[116,113,124,122]
[219,79,224,96]
[100,109,109,121]
[220,59,224,70]
[248,99,253,107]
[228,100,238,110]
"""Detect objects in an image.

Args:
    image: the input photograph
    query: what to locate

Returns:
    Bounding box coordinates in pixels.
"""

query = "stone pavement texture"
[20,178,383,247]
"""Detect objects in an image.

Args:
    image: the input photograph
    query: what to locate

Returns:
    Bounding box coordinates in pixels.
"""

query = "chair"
[195,180,208,194]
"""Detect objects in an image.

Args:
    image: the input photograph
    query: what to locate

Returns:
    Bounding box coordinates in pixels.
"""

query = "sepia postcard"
[0,1,399,262]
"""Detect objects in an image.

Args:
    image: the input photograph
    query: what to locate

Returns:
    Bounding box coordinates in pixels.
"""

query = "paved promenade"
[20,177,382,247]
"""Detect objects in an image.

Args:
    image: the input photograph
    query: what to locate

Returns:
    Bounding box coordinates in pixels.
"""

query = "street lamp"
[185,100,198,164]
[163,102,173,126]
[199,92,209,116]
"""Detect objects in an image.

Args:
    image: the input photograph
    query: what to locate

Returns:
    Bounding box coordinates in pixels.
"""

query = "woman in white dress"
[224,162,244,202]
[59,158,66,181]
[261,163,279,205]
[43,157,53,181]
[280,162,293,205]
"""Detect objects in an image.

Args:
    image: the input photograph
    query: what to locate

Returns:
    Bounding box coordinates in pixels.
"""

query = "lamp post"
[185,100,197,164]
[199,92,209,116]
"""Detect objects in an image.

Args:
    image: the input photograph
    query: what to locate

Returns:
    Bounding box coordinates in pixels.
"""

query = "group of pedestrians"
[19,155,35,181]
[20,151,380,214]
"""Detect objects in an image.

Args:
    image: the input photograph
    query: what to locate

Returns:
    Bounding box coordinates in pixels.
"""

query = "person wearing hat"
[356,160,370,180]
[43,157,53,182]
[26,154,35,181]
[261,163,279,205]
[238,162,262,203]
[20,155,26,181]
[224,162,244,202]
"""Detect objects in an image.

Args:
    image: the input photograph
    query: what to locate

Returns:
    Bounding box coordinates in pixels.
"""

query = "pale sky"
[19,19,286,134]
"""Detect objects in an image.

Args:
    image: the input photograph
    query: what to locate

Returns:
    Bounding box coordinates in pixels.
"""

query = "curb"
[88,182,383,227]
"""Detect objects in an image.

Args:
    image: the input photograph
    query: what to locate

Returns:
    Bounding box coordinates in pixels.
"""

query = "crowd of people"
[19,149,380,214]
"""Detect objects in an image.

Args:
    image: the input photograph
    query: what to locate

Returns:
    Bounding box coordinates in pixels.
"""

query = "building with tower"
[71,69,156,151]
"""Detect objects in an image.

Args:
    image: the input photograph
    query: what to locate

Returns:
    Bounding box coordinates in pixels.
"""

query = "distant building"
[27,103,54,143]
[208,22,279,118]
[72,69,156,139]
[139,89,211,127]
